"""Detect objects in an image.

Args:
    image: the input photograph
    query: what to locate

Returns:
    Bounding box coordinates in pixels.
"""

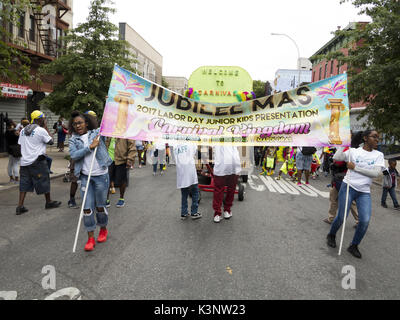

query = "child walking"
[173,143,202,220]
[276,147,297,181]
[260,147,276,176]
[381,159,400,209]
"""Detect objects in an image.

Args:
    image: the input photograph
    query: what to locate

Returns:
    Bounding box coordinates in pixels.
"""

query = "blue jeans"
[381,186,399,207]
[153,163,164,173]
[180,184,199,216]
[329,182,371,245]
[80,174,109,232]
[46,156,52,171]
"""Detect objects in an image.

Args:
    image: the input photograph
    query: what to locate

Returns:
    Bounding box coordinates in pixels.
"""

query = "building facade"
[309,22,367,112]
[0,0,73,152]
[273,69,312,93]
[163,76,188,95]
[119,22,163,85]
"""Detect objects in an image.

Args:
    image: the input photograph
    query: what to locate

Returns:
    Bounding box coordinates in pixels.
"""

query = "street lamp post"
[271,33,301,88]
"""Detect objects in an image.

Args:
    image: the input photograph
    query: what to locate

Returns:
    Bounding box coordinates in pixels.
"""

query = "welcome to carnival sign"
[1,83,30,99]
[100,65,351,147]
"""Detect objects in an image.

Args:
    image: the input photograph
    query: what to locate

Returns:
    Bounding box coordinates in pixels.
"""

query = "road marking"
[248,175,328,198]
[277,179,300,195]
[259,176,285,193]
[248,175,266,192]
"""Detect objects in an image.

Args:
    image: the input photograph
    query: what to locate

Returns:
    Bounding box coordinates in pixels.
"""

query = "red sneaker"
[84,237,95,251]
[97,228,108,243]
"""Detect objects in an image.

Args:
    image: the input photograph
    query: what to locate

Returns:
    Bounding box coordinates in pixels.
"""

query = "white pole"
[72,144,99,253]
[338,149,352,256]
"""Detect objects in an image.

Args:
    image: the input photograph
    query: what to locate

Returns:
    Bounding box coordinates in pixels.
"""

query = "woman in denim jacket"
[69,111,112,252]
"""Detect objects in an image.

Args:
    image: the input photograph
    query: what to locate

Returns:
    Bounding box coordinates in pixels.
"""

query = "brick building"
[0,0,74,152]
[310,22,369,131]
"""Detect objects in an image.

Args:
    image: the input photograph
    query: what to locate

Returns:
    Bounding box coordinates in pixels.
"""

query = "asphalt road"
[0,164,399,300]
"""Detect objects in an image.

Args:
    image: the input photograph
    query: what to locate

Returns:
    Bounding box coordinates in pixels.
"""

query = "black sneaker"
[181,214,188,220]
[394,205,400,210]
[45,201,62,210]
[191,213,202,220]
[68,198,79,209]
[326,234,336,248]
[16,206,29,215]
[381,203,388,208]
[347,244,362,259]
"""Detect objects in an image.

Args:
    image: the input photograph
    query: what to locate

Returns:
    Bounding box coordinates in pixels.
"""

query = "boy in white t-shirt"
[212,145,241,223]
[173,143,201,220]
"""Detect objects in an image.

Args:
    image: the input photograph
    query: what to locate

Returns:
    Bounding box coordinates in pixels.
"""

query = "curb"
[0,173,65,193]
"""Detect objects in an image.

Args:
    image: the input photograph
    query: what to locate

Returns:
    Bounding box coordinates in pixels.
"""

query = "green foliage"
[39,0,137,119]
[253,80,272,98]
[162,77,169,88]
[328,0,400,141]
[253,80,265,98]
[0,0,35,85]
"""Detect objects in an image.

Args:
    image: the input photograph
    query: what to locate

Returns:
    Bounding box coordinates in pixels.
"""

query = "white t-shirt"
[213,146,241,176]
[173,144,198,189]
[81,133,108,176]
[343,147,385,193]
[18,126,52,166]
[154,141,166,150]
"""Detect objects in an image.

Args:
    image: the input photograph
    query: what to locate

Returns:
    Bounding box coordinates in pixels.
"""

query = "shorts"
[108,162,129,187]
[296,152,313,171]
[20,158,51,194]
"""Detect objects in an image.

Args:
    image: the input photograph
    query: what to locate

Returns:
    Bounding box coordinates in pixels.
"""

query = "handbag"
[9,144,22,158]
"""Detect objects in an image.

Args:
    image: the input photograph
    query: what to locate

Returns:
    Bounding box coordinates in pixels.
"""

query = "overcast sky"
[72,0,370,82]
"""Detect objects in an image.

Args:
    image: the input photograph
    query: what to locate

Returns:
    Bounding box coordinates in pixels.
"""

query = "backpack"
[301,147,316,155]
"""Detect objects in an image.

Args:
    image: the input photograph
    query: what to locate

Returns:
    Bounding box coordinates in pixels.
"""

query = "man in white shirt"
[16,110,61,215]
[212,145,241,223]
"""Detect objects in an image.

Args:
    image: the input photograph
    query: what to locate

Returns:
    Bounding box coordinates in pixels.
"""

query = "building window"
[18,13,25,38]
[319,67,322,80]
[313,71,315,82]
[337,62,340,75]
[324,63,327,79]
[29,15,35,41]
[330,60,333,76]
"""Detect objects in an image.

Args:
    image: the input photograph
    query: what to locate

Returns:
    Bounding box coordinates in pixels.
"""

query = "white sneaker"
[214,215,222,223]
[224,211,232,219]
[152,172,156,176]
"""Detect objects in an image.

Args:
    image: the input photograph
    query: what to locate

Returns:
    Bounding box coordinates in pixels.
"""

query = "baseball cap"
[85,110,97,117]
[30,110,44,123]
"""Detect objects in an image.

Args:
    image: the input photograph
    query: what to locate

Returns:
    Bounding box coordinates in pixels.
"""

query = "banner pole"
[338,149,351,256]
[72,144,99,253]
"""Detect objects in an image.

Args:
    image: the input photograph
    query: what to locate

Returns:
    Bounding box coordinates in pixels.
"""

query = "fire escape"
[30,0,71,58]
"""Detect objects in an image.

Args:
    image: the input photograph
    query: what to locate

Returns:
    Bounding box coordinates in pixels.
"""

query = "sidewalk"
[0,146,70,192]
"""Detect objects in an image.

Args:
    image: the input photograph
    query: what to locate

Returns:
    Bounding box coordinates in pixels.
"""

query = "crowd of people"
[3,110,399,258]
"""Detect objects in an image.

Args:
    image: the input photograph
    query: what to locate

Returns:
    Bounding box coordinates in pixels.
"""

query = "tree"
[0,0,35,85]
[39,0,137,118]
[325,0,400,142]
[253,80,266,98]
[162,77,169,88]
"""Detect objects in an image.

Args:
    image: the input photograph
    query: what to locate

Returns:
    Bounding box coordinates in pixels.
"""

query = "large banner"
[100,65,351,146]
